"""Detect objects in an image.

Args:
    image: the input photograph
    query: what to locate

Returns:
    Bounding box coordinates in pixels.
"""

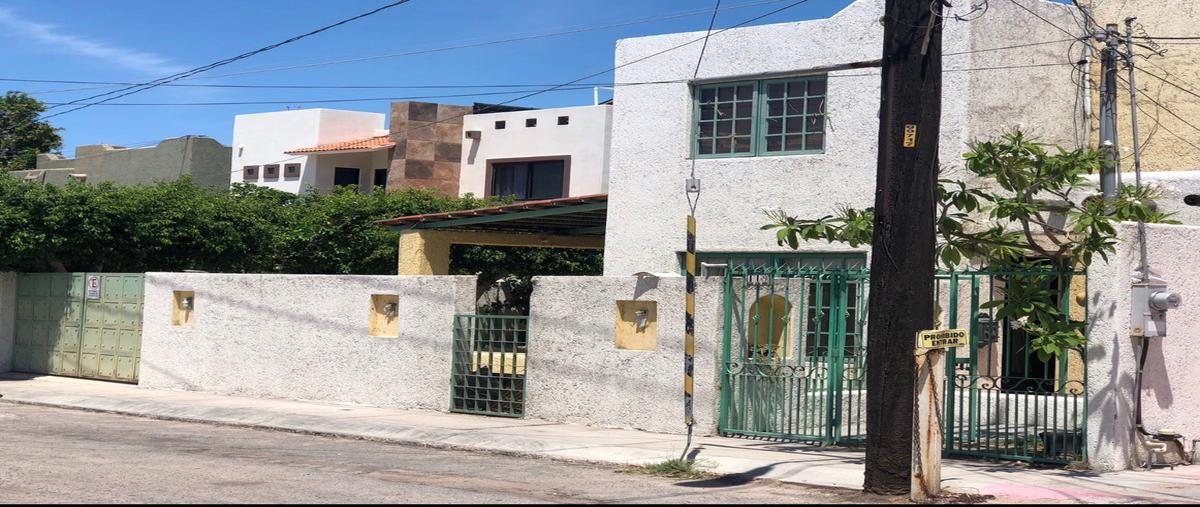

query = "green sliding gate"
[450,314,528,417]
[718,254,869,445]
[717,258,1088,464]
[12,273,144,383]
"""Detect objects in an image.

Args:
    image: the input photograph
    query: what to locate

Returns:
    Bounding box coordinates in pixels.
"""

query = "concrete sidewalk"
[1,373,1197,504]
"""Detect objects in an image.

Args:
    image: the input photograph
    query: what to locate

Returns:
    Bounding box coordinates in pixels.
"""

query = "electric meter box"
[1131,277,1183,338]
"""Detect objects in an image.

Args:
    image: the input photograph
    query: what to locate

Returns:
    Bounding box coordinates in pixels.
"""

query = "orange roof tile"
[285,135,394,154]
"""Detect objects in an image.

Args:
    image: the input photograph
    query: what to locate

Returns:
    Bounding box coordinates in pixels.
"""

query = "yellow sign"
[917,328,968,349]
[903,124,918,148]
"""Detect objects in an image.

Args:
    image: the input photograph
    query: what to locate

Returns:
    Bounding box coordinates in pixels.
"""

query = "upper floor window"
[490,160,566,201]
[693,75,827,158]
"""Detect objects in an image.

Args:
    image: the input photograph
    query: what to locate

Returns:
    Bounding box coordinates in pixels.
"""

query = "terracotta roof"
[377,194,608,235]
[285,135,394,155]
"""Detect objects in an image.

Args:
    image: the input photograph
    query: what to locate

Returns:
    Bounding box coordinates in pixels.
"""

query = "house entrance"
[716,254,869,445]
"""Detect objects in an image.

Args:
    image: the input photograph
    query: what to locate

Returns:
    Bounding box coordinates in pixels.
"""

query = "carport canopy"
[378,194,607,275]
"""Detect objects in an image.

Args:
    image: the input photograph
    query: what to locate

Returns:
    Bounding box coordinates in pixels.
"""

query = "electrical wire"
[40,0,416,120]
[1132,66,1200,103]
[941,37,1076,56]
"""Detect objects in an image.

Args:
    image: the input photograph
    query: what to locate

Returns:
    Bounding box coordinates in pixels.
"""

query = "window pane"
[807,97,824,114]
[698,138,714,154]
[767,100,783,117]
[806,116,823,133]
[716,120,732,136]
[716,103,732,118]
[787,80,805,96]
[767,82,785,99]
[700,104,714,120]
[734,136,752,153]
[735,102,753,118]
[807,79,827,95]
[491,164,518,198]
[736,84,753,100]
[715,137,732,153]
[529,160,565,200]
[785,135,804,151]
[767,118,782,135]
[787,98,804,115]
[765,135,782,152]
[734,119,752,135]
[805,133,825,151]
[786,117,804,133]
[700,88,716,102]
[699,122,714,137]
[717,86,734,101]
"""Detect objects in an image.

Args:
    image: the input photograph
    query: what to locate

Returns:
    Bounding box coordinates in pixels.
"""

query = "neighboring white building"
[231,108,390,194]
[602,0,1082,276]
[458,104,612,200]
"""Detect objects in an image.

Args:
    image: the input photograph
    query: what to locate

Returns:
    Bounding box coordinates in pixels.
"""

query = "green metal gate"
[718,254,869,444]
[938,268,1088,465]
[450,314,528,417]
[12,273,144,383]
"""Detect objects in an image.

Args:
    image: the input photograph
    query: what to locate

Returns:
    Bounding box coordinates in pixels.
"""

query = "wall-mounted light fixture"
[634,309,649,331]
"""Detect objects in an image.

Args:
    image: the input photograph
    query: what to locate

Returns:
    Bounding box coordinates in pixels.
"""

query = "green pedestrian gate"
[716,257,1088,465]
[450,314,528,417]
[717,255,870,445]
[12,273,144,383]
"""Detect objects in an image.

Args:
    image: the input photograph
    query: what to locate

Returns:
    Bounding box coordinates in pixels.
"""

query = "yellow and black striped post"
[684,215,696,427]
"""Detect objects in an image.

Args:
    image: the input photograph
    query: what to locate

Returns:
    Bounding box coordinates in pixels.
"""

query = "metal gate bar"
[450,314,528,417]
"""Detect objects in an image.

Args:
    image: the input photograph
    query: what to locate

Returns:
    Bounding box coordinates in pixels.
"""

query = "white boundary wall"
[525,275,724,434]
[1087,223,1200,471]
[139,273,476,411]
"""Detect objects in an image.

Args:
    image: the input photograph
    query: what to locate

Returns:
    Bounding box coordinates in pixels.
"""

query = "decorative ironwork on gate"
[716,257,1089,464]
[937,268,1088,465]
[717,254,869,445]
[451,314,528,417]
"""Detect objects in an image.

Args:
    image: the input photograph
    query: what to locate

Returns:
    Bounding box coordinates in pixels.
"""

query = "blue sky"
[1,0,869,154]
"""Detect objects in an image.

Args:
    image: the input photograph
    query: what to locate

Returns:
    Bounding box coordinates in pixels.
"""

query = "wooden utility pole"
[864,0,944,495]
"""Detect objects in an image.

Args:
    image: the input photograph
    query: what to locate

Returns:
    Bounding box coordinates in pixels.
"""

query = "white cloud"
[0,7,185,75]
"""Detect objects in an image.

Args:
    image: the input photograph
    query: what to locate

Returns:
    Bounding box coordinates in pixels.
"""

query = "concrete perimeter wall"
[526,276,724,435]
[0,272,15,372]
[139,273,477,411]
[1087,223,1200,471]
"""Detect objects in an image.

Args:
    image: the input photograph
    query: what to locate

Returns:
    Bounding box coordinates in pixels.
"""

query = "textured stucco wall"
[1085,0,1200,172]
[602,0,1078,275]
[15,137,231,190]
[459,105,613,198]
[0,272,15,372]
[525,276,723,434]
[139,273,477,411]
[1086,222,1200,471]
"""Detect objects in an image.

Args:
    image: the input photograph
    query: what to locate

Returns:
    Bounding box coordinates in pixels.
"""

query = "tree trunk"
[864,0,943,495]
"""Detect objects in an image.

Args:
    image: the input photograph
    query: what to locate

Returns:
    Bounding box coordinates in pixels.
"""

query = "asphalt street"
[0,403,886,504]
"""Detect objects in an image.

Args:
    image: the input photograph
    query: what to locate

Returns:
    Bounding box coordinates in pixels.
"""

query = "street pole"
[864,0,942,495]
[1098,23,1121,199]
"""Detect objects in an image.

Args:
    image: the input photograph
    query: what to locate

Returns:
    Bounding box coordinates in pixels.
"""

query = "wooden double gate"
[12,273,144,383]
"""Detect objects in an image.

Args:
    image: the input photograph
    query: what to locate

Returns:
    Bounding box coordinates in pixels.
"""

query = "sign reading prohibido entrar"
[916,328,967,349]
[86,275,101,300]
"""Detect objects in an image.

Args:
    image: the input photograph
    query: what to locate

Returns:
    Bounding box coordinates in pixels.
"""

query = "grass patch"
[621,458,718,480]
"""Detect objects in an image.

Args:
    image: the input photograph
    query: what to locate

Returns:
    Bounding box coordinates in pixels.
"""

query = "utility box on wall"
[1131,275,1183,338]
[615,300,657,350]
[370,294,399,337]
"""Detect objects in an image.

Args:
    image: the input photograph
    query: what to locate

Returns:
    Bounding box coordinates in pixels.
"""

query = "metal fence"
[936,268,1088,464]
[450,314,528,417]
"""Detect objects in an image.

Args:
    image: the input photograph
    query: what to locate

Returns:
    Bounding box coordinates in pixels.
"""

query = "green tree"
[763,131,1177,360]
[0,92,62,172]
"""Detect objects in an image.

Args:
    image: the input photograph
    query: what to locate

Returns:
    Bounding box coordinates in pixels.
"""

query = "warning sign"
[917,328,967,349]
[86,275,101,300]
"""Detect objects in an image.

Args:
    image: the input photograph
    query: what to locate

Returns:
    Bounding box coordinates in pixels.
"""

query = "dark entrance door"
[334,167,361,188]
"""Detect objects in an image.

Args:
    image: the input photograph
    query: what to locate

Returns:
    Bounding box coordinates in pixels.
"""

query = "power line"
[40,0,416,120]
[1133,66,1200,103]
[1004,0,1082,40]
[34,62,1074,107]
[1120,74,1200,137]
[184,0,791,82]
[942,37,1077,56]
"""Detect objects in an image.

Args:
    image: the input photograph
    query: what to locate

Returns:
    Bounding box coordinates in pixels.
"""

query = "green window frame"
[692,75,827,158]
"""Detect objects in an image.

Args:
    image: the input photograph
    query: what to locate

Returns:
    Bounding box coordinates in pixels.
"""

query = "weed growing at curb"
[621,458,718,480]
